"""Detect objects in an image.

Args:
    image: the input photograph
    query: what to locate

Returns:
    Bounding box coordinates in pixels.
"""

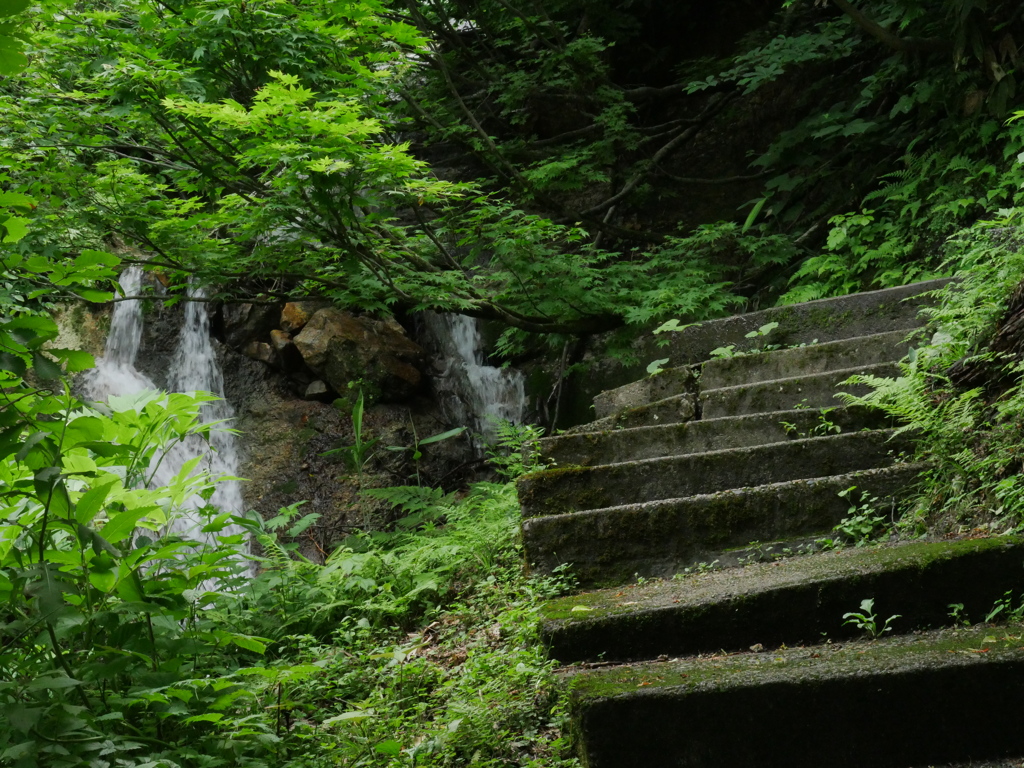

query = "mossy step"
[562,391,699,435]
[542,536,1024,663]
[540,405,887,467]
[568,623,1024,768]
[522,462,923,587]
[592,364,698,420]
[699,360,900,419]
[518,428,911,520]
[646,277,947,371]
[700,328,921,391]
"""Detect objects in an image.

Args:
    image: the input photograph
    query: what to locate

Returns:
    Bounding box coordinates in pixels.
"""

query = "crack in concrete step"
[567,623,1024,768]
[518,428,912,519]
[542,536,1024,663]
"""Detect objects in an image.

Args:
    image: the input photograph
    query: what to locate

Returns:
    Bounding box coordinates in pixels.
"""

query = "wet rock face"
[219,346,473,560]
[293,308,424,402]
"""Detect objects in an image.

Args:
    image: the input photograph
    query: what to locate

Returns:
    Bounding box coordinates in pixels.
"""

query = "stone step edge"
[566,623,1024,768]
[539,403,883,457]
[521,462,926,587]
[644,277,950,370]
[531,425,903,476]
[699,359,901,401]
[540,535,1024,663]
[698,327,921,390]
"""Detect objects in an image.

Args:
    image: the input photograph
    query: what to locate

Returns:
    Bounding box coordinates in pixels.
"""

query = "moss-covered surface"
[517,428,910,519]
[538,535,1024,662]
[568,624,1024,767]
[566,623,1024,698]
[539,405,889,467]
[700,328,919,391]
[521,463,924,588]
[700,360,899,418]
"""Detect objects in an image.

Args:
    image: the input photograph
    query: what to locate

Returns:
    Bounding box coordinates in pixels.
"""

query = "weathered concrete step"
[518,428,910,520]
[592,365,697,420]
[700,328,922,391]
[522,462,923,586]
[567,623,1024,768]
[563,390,698,434]
[541,405,887,467]
[645,277,948,370]
[700,360,899,419]
[542,536,1024,663]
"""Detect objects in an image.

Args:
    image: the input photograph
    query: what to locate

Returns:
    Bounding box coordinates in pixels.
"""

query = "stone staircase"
[515,280,1024,768]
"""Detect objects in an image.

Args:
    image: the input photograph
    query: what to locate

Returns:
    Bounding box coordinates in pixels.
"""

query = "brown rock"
[293,309,423,401]
[281,300,331,334]
[269,329,292,353]
[243,341,274,363]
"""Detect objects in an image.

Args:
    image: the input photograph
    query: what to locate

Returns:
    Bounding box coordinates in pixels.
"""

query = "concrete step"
[592,365,697,420]
[699,360,900,419]
[518,428,911,520]
[542,536,1024,662]
[540,405,887,467]
[700,328,922,391]
[522,462,923,586]
[567,623,1024,768]
[645,277,949,370]
[562,391,699,435]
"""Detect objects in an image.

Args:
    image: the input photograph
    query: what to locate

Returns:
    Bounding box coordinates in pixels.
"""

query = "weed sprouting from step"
[780,407,843,439]
[843,598,901,638]
[819,486,892,549]
[984,590,1024,623]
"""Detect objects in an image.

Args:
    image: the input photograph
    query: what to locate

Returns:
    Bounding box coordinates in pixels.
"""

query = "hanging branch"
[830,0,948,54]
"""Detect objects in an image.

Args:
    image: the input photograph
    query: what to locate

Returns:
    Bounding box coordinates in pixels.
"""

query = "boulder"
[281,300,331,334]
[293,309,424,401]
[222,302,281,349]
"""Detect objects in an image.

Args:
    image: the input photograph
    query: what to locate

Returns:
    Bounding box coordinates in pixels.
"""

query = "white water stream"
[84,267,245,543]
[425,313,526,452]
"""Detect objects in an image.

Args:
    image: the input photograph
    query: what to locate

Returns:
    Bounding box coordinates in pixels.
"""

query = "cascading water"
[84,267,244,543]
[425,312,526,452]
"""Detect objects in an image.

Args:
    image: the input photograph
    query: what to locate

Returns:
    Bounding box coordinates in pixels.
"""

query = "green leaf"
[0,191,34,210]
[100,508,152,543]
[32,352,63,380]
[375,740,402,756]
[742,197,768,234]
[89,568,117,592]
[418,427,466,445]
[646,358,669,375]
[229,634,268,654]
[75,479,117,524]
[0,0,30,18]
[1,215,28,243]
[0,35,25,75]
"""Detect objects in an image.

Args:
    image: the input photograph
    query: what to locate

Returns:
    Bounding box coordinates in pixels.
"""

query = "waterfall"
[84,268,244,543]
[425,313,526,452]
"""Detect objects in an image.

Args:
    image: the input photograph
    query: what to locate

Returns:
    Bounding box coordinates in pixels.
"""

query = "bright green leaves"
[0,0,29,75]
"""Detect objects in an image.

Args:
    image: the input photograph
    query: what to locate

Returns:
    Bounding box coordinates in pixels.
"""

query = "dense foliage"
[10,0,1024,765]
[7,0,1024,350]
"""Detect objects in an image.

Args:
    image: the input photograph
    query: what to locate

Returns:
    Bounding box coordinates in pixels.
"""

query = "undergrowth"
[226,482,580,768]
[839,214,1024,533]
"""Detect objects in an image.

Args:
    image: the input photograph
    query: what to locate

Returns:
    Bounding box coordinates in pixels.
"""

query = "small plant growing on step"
[709,321,781,359]
[984,590,1024,623]
[843,598,901,638]
[833,486,891,546]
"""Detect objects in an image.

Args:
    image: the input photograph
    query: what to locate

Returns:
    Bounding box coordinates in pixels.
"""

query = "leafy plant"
[843,598,901,638]
[485,420,546,479]
[832,486,892,546]
[323,389,379,482]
